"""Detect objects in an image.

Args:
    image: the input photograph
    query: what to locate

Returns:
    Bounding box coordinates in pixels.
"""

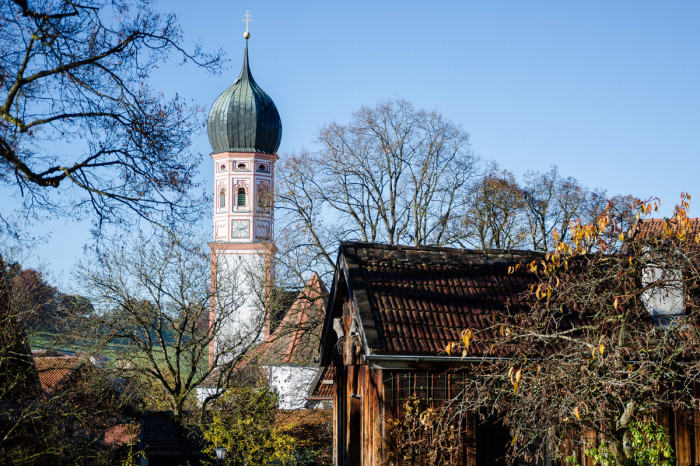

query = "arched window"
[219,187,226,209]
[237,188,246,207]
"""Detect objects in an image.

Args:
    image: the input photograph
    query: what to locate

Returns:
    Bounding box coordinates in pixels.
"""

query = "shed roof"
[320,243,542,365]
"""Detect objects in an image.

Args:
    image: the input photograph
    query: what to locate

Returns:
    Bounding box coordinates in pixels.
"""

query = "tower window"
[237,188,246,207]
[258,164,268,172]
[237,163,247,170]
[219,187,226,209]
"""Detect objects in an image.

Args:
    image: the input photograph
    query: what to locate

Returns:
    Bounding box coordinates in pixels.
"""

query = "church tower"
[207,25,282,362]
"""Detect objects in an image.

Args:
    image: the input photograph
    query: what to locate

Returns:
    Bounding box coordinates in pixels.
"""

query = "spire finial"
[243,10,252,39]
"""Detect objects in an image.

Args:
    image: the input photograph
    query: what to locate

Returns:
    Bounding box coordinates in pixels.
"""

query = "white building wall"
[196,366,320,410]
[213,250,267,357]
[641,262,684,318]
[263,365,319,410]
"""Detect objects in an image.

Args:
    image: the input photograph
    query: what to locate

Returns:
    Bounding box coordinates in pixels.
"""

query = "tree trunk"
[610,436,634,466]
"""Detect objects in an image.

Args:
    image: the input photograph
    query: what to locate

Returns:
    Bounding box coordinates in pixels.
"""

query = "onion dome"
[207,41,282,154]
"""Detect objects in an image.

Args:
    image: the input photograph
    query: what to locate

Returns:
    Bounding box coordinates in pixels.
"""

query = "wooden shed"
[316,242,543,465]
[315,241,700,465]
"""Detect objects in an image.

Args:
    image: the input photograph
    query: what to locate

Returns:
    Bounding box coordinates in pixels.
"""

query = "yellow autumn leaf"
[574,406,580,420]
[462,329,472,353]
[614,297,619,310]
[513,370,522,393]
[445,343,452,356]
[618,233,625,241]
[599,344,605,356]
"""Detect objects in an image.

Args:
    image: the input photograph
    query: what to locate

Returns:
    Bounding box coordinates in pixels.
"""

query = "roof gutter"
[363,354,510,369]
[364,354,649,369]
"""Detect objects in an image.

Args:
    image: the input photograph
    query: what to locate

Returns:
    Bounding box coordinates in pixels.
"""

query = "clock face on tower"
[231,220,250,239]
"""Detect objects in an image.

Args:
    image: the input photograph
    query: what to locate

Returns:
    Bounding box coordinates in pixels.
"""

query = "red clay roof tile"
[341,243,542,356]
[33,355,86,393]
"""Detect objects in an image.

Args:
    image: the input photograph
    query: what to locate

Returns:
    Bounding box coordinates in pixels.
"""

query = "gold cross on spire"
[242,11,252,39]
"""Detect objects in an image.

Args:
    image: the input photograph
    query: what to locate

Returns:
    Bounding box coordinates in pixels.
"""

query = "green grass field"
[28,329,207,373]
[30,329,135,357]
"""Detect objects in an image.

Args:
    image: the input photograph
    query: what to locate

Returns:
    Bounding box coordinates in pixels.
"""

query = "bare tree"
[522,166,590,251]
[461,163,528,250]
[0,0,221,234]
[460,164,639,253]
[77,232,267,419]
[277,100,478,273]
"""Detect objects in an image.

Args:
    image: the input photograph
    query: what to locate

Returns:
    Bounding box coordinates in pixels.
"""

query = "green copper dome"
[207,41,282,154]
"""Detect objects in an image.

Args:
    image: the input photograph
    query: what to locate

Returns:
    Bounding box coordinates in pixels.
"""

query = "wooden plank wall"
[559,409,700,466]
[661,405,697,466]
[339,366,700,464]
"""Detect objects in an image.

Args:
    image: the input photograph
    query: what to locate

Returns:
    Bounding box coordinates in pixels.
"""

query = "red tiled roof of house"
[632,218,700,239]
[307,364,334,400]
[323,243,542,360]
[105,424,139,445]
[33,355,86,393]
[255,273,328,366]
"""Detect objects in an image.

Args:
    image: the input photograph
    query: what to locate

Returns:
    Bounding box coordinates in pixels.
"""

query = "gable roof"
[320,243,542,366]
[33,354,87,394]
[255,273,328,366]
[306,363,334,400]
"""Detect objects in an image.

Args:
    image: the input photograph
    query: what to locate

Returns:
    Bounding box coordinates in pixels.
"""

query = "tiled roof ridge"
[632,217,700,230]
[637,217,700,223]
[340,241,544,258]
[630,217,700,242]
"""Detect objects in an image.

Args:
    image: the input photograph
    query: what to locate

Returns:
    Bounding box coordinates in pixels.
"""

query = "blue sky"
[8,1,700,285]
